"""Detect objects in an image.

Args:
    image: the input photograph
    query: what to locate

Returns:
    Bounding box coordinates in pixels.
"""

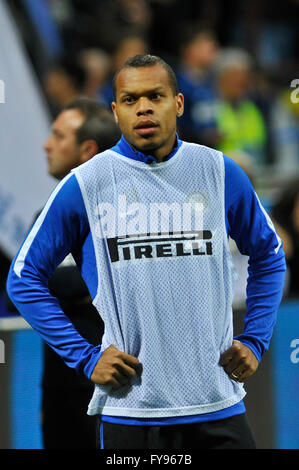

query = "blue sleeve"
[6,173,102,379]
[224,155,286,362]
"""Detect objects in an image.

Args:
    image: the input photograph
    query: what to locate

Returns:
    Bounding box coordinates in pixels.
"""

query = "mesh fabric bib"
[74,141,245,417]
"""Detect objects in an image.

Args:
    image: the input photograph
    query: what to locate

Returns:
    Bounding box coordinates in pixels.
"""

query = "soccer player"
[7,55,286,449]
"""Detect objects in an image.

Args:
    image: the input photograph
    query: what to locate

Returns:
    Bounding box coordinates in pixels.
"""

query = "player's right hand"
[90,344,139,389]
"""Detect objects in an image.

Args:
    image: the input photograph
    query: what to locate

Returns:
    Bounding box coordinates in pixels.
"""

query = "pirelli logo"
[107,230,212,263]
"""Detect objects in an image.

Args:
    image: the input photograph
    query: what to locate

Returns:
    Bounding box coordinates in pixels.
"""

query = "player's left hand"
[219,340,259,382]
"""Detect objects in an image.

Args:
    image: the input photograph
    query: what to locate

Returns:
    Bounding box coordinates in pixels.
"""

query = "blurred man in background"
[213,48,267,170]
[40,97,120,449]
[176,22,219,147]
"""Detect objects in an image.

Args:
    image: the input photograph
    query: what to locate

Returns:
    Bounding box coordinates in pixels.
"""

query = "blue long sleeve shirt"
[6,136,286,424]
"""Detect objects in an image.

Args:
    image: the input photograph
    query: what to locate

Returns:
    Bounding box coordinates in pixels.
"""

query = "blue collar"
[111,134,183,164]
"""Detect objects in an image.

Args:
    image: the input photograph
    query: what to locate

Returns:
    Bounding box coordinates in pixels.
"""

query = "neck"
[115,134,181,165]
[135,135,178,163]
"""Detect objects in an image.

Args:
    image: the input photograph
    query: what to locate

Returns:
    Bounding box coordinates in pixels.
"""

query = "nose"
[136,97,153,116]
[43,136,51,151]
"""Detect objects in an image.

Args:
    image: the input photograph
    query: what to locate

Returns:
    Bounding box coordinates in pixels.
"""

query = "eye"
[150,93,162,100]
[123,96,136,104]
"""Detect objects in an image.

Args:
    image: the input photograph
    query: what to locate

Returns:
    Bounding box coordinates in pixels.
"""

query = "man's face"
[43,109,85,180]
[112,64,184,161]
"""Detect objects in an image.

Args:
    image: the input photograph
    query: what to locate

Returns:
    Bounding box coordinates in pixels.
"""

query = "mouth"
[134,120,159,137]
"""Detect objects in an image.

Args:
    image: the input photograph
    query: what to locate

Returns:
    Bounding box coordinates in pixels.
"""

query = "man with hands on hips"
[7,55,285,449]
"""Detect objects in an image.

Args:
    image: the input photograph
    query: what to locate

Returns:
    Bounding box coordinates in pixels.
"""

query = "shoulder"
[49,172,85,211]
[181,141,224,165]
[181,140,221,155]
[222,154,249,180]
[34,173,88,233]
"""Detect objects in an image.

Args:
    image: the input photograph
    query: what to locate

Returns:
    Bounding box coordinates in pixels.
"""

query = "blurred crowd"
[4,0,299,298]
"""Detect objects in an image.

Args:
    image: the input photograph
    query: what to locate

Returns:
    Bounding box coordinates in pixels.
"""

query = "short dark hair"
[112,54,179,99]
[47,56,87,91]
[64,97,121,152]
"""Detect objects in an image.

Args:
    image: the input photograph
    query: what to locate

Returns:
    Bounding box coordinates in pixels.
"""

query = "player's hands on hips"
[90,344,139,389]
[219,340,259,382]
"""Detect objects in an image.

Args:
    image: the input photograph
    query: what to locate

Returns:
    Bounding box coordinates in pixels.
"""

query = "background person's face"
[219,67,250,102]
[43,109,84,180]
[112,64,184,160]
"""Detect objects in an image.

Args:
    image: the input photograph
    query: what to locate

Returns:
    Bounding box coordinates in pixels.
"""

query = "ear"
[79,140,99,162]
[176,93,184,118]
[111,102,119,124]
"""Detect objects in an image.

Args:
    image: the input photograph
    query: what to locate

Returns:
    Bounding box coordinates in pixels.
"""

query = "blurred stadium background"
[0,0,298,449]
